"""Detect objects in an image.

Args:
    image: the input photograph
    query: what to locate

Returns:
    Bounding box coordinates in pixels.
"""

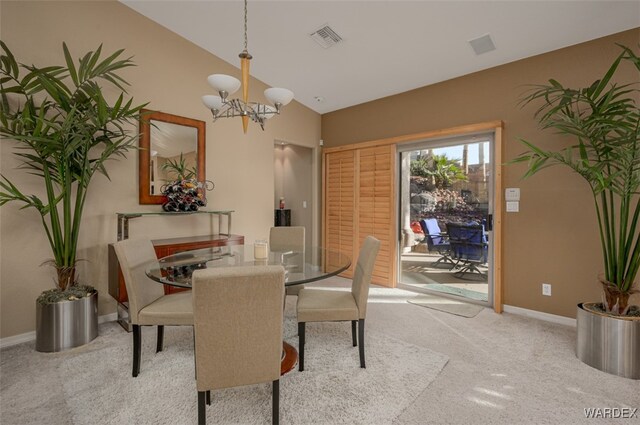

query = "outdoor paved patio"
[400,252,489,302]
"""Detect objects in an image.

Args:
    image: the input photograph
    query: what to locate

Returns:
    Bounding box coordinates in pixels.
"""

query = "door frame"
[322,120,504,312]
[274,140,321,253]
[396,132,497,309]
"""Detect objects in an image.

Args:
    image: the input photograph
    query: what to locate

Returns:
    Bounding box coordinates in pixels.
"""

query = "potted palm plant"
[513,45,639,379]
[0,42,146,351]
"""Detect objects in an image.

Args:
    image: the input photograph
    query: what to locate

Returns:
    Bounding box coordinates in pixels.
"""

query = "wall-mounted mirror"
[139,110,206,204]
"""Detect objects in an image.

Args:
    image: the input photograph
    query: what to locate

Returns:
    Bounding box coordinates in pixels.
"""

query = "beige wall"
[0,1,321,338]
[274,144,313,252]
[322,28,640,318]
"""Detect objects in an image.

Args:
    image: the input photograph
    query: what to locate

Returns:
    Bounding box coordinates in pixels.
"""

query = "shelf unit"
[116,210,234,241]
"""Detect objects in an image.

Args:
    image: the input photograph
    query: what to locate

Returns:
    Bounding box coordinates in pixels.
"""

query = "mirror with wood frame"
[139,110,206,204]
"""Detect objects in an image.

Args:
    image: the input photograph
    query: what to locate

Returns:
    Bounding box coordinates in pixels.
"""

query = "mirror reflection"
[139,110,206,205]
[150,121,198,195]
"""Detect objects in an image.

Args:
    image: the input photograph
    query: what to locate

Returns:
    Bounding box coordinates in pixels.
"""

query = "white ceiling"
[122,1,640,114]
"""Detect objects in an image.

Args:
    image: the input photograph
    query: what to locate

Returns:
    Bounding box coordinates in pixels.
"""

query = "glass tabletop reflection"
[145,245,351,288]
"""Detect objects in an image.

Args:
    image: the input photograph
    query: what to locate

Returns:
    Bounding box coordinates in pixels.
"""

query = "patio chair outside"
[446,222,488,279]
[420,218,455,268]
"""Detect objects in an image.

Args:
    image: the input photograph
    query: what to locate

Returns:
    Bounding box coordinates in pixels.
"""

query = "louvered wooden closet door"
[357,145,395,286]
[324,150,356,277]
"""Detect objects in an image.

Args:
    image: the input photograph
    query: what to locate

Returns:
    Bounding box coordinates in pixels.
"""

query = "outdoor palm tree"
[411,154,467,189]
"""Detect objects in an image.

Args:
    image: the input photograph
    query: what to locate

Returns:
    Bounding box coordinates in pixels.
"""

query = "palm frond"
[0,42,145,290]
[511,45,640,294]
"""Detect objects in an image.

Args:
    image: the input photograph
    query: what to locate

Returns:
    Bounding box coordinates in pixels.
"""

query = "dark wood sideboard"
[108,234,244,329]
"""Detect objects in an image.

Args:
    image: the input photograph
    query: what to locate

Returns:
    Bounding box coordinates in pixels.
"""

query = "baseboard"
[0,312,118,349]
[0,331,36,349]
[503,304,576,327]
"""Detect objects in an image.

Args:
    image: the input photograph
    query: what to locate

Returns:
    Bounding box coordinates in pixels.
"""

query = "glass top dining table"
[145,245,351,288]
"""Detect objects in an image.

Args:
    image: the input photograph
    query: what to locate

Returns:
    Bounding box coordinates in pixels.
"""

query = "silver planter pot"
[35,291,98,352]
[576,303,640,379]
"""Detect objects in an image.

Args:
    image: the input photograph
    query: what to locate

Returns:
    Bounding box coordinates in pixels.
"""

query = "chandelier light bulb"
[207,74,241,97]
[202,95,224,111]
[264,88,294,107]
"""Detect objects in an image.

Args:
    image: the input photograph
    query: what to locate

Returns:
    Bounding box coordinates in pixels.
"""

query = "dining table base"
[281,342,298,375]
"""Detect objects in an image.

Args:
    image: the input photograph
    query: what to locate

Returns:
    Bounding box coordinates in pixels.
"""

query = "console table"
[109,210,241,330]
[116,210,233,241]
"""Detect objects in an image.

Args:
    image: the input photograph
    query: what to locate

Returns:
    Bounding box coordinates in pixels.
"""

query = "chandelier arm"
[247,102,280,116]
[243,104,262,124]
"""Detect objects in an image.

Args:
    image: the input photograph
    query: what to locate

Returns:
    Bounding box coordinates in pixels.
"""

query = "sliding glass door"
[398,134,494,306]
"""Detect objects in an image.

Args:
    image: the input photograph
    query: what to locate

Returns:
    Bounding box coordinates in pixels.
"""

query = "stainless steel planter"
[35,291,98,352]
[576,303,640,379]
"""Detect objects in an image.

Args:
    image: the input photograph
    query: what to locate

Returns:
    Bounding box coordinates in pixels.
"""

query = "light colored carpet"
[408,295,485,317]
[2,279,639,425]
[0,298,448,425]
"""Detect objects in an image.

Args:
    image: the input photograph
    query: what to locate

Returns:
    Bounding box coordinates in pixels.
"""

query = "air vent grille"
[468,34,496,55]
[310,25,343,49]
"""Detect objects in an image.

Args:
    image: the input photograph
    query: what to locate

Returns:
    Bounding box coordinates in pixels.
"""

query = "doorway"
[398,133,495,306]
[274,142,313,253]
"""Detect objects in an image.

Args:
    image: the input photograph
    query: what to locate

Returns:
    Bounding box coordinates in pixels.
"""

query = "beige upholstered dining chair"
[296,235,380,371]
[113,238,193,377]
[269,226,305,296]
[192,266,285,425]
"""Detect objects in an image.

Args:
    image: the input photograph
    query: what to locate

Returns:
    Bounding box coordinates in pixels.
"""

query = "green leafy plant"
[0,41,146,294]
[411,154,468,188]
[161,152,197,181]
[512,45,640,315]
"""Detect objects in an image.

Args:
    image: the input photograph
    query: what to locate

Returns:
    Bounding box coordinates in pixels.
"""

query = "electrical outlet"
[542,283,552,296]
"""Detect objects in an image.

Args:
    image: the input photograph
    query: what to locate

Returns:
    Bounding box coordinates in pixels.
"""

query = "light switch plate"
[506,201,519,212]
[505,188,520,201]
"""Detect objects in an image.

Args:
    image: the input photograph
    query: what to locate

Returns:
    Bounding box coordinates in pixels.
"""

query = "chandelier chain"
[202,0,292,132]
[243,0,248,52]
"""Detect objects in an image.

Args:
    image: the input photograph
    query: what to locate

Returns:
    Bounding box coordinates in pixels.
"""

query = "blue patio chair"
[419,218,455,268]
[446,222,488,279]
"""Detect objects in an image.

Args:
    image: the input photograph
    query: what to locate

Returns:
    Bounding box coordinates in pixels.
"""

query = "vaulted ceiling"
[122,1,640,114]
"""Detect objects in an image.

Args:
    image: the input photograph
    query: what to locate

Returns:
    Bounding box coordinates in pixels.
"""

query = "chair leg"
[132,325,141,377]
[449,258,463,271]
[156,325,164,353]
[351,320,357,346]
[206,390,211,406]
[298,322,305,372]
[433,254,455,268]
[198,391,206,425]
[453,262,487,280]
[272,379,280,425]
[358,319,366,368]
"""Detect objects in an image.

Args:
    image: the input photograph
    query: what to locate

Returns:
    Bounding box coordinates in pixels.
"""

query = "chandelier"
[202,0,294,133]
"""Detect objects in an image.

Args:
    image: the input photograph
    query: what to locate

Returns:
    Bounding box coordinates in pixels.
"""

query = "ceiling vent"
[310,25,343,49]
[468,34,496,55]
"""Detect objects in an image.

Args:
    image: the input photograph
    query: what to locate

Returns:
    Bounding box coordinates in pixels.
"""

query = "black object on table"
[274,209,291,227]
